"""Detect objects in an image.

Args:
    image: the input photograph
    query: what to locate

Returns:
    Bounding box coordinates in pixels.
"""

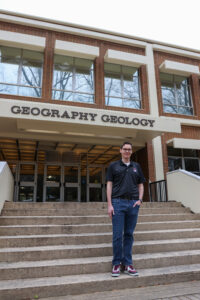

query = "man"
[106,141,145,277]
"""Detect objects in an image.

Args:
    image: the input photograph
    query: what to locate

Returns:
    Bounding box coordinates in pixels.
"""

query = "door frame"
[86,164,106,202]
[43,163,81,202]
[15,161,37,202]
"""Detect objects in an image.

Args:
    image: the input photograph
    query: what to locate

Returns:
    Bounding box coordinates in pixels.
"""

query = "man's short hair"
[120,141,132,149]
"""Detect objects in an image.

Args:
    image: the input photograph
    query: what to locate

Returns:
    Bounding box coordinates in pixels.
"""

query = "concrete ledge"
[55,40,99,59]
[159,60,200,76]
[167,137,200,150]
[0,30,46,51]
[104,49,147,67]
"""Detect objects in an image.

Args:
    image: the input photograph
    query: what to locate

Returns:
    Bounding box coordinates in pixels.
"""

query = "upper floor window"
[160,73,193,116]
[104,63,141,109]
[52,54,94,104]
[0,46,43,98]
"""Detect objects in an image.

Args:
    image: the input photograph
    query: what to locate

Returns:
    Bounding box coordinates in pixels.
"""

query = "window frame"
[52,55,95,104]
[160,72,193,116]
[104,62,142,109]
[0,46,43,98]
[167,147,200,175]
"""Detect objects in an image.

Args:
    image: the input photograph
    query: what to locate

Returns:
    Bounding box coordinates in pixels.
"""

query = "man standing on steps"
[106,141,145,277]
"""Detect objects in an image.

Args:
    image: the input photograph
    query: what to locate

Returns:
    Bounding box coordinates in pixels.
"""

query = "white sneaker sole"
[112,273,120,277]
[124,270,139,276]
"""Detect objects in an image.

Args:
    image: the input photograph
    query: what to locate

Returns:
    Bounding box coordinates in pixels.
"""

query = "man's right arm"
[107,181,114,218]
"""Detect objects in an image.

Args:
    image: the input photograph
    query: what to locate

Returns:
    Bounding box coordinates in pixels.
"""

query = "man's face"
[120,144,132,160]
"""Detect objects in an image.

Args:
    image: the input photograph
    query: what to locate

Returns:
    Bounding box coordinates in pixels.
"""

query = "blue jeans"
[111,198,139,266]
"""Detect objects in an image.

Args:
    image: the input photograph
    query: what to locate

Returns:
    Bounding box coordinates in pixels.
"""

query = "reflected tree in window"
[52,55,94,103]
[160,73,193,115]
[0,46,43,97]
[104,63,141,109]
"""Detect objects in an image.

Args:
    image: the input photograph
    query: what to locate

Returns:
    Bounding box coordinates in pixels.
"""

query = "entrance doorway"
[43,163,81,202]
[1,139,121,202]
[87,165,106,202]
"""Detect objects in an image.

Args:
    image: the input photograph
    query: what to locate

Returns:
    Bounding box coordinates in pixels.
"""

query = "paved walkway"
[40,280,200,300]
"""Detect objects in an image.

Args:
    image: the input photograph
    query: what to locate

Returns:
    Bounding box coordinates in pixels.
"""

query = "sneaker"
[124,265,139,276]
[112,264,121,277]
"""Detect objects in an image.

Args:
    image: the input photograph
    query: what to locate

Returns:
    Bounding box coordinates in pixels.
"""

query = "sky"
[1,0,200,51]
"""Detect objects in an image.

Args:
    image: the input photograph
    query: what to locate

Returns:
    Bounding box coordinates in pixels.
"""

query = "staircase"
[0,201,200,300]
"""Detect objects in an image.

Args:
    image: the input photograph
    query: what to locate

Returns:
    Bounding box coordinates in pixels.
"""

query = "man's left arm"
[138,183,144,201]
[133,183,144,207]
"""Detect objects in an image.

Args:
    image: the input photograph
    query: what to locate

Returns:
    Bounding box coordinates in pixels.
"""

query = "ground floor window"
[167,147,200,176]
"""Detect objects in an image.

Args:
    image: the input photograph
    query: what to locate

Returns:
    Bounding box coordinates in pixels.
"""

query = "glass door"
[16,162,37,202]
[43,164,61,202]
[87,165,106,202]
[63,164,81,202]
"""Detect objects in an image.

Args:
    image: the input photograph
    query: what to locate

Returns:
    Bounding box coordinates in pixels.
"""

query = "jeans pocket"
[112,198,120,205]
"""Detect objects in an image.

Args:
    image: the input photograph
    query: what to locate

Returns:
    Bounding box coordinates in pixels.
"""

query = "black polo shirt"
[106,160,146,200]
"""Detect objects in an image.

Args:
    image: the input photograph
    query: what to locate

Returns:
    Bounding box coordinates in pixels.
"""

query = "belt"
[119,195,133,200]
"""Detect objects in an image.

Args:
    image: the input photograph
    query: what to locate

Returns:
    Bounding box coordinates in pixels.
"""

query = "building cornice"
[1,9,200,56]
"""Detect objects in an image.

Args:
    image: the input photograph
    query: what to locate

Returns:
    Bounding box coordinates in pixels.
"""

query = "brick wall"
[0,21,149,114]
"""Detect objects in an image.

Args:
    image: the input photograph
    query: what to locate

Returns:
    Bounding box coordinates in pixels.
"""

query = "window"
[160,73,193,115]
[167,146,200,175]
[52,54,94,103]
[104,63,141,109]
[0,46,43,97]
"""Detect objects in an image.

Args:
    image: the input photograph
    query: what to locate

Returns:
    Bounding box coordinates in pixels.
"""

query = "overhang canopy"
[167,138,200,150]
[104,49,147,67]
[0,30,46,51]
[55,40,99,59]
[0,99,181,147]
[159,60,200,77]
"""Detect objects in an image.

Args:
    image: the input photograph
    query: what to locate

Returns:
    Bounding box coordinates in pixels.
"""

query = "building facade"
[0,10,199,202]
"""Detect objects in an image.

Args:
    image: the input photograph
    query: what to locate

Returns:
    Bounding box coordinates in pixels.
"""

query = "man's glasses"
[122,148,132,152]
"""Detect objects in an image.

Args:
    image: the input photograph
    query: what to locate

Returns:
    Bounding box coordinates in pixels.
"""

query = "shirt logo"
[133,168,137,172]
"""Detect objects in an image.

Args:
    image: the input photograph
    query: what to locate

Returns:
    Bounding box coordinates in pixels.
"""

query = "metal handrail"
[149,180,168,202]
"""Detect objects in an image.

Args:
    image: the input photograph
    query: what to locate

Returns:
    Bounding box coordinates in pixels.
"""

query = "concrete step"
[1,264,200,300]
[1,250,200,280]
[37,280,200,300]
[0,224,113,236]
[1,220,200,235]
[3,201,182,210]
[1,209,109,216]
[1,206,190,216]
[1,227,200,248]
[0,215,111,225]
[1,238,200,263]
[138,220,200,230]
[0,213,198,226]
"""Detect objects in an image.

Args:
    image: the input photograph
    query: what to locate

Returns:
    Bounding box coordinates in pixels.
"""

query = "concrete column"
[0,162,14,214]
[145,44,159,117]
[152,136,164,181]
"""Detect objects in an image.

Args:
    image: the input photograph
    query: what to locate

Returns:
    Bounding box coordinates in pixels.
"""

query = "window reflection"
[167,147,200,175]
[52,55,94,103]
[160,73,193,116]
[104,63,141,109]
[0,46,43,97]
